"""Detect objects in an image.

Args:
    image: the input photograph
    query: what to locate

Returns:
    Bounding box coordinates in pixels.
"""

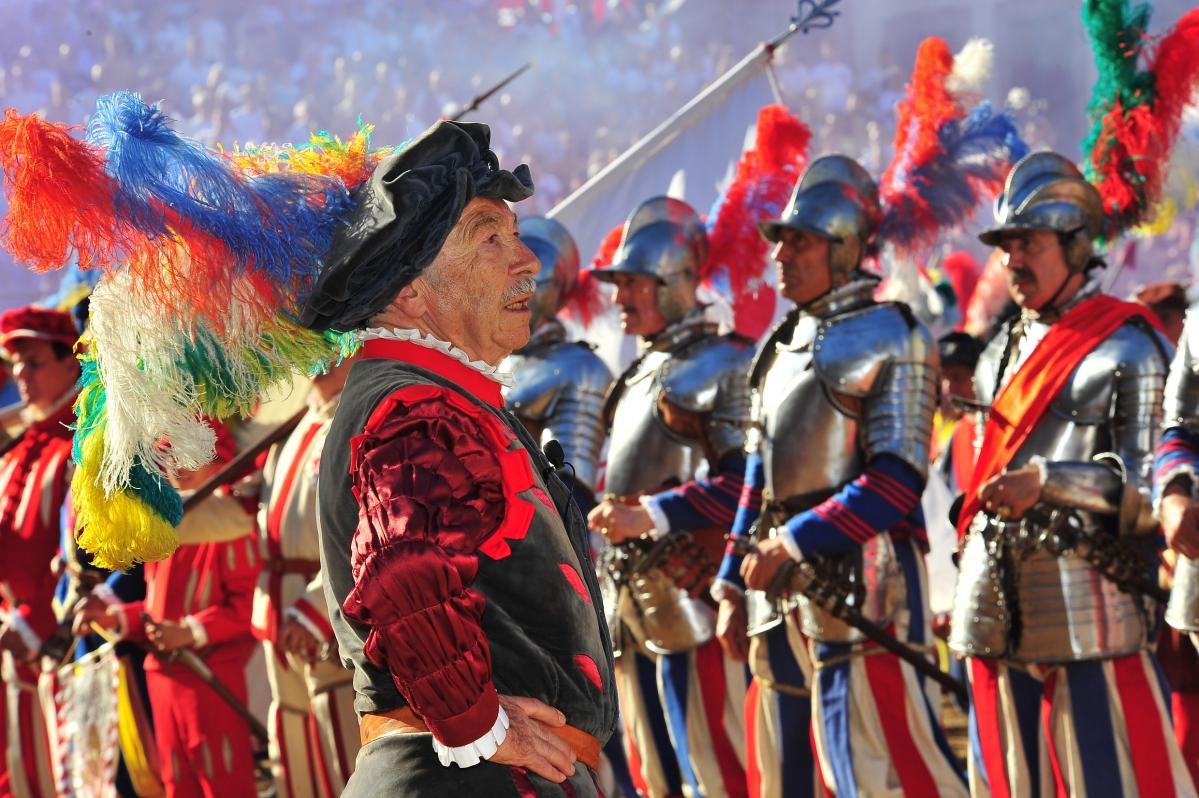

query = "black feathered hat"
[300,120,534,331]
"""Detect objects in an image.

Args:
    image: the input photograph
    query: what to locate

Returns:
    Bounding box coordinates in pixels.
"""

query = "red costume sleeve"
[340,384,536,748]
[188,534,259,646]
[114,600,148,642]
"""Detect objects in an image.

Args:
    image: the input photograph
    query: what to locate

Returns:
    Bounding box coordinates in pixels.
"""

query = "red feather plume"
[0,110,127,272]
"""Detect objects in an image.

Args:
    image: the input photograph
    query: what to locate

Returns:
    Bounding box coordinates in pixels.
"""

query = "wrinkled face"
[771,227,833,306]
[610,272,668,338]
[421,198,540,364]
[940,363,975,418]
[6,339,80,412]
[997,229,1072,311]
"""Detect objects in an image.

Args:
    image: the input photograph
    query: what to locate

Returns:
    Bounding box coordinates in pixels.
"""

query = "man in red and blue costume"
[715,156,965,798]
[305,121,616,796]
[951,152,1193,797]
[585,195,752,798]
[0,306,80,798]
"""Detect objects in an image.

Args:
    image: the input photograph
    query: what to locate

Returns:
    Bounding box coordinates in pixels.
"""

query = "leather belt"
[359,706,602,771]
[264,557,320,577]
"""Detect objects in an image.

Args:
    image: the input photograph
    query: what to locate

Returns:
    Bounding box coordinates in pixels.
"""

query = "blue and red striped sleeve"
[1154,427,1199,503]
[712,452,764,594]
[646,451,748,534]
[781,454,926,558]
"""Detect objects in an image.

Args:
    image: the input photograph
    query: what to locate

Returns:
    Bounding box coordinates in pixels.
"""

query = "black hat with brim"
[300,120,534,331]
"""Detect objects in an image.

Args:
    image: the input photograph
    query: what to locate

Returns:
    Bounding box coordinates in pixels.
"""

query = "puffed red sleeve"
[340,385,535,748]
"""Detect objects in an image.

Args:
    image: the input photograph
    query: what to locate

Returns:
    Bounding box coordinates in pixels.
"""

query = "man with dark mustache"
[950,152,1191,796]
[308,121,615,796]
[585,196,753,798]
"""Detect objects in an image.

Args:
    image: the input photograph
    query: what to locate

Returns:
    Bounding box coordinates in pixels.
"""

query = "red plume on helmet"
[702,104,811,340]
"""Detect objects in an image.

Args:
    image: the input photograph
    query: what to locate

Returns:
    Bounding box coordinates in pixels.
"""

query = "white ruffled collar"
[355,327,514,387]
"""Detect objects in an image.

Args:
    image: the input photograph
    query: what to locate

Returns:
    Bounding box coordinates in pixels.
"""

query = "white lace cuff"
[640,495,672,540]
[432,705,510,768]
[183,616,208,649]
[1156,463,1199,514]
[92,582,118,604]
[777,526,806,563]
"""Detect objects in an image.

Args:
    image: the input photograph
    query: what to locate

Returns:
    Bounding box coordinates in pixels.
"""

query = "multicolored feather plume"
[1081,0,1199,238]
[879,37,1028,255]
[0,92,372,568]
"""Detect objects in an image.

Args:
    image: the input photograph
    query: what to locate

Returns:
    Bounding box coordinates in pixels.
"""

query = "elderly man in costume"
[714,156,966,798]
[310,121,615,796]
[586,196,752,798]
[252,359,360,798]
[950,152,1194,797]
[0,306,80,798]
[502,216,611,512]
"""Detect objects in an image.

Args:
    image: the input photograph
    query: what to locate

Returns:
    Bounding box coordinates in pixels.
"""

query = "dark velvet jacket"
[319,337,616,750]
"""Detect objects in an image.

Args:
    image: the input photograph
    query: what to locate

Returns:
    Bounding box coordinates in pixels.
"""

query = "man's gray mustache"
[502,277,538,302]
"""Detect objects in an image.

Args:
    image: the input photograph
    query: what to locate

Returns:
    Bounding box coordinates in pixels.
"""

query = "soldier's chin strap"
[1032,269,1083,322]
[1030,229,1091,321]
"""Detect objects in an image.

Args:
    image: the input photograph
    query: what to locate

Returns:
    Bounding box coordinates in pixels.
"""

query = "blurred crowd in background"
[0,0,1195,306]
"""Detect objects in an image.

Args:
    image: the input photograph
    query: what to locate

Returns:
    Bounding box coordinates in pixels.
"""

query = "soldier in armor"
[502,216,612,511]
[952,151,1193,796]
[715,155,967,798]
[1154,304,1199,788]
[587,196,752,798]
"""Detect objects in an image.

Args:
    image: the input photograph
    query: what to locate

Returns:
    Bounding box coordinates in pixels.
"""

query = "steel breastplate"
[604,351,696,498]
[949,517,1149,661]
[759,317,860,503]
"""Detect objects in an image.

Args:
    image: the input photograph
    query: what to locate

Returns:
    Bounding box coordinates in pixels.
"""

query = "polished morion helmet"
[758,155,881,284]
[592,196,708,325]
[520,216,580,330]
[977,151,1105,273]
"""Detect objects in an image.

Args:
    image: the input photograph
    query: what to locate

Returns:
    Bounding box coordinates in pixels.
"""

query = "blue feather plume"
[85,91,352,291]
[881,101,1028,253]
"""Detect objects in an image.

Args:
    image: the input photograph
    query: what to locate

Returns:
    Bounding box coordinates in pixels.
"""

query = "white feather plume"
[89,272,214,493]
[947,38,994,98]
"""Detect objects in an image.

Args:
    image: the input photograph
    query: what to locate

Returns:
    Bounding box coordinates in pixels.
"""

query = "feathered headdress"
[703,104,811,339]
[1080,0,1199,239]
[878,37,1028,256]
[0,93,384,568]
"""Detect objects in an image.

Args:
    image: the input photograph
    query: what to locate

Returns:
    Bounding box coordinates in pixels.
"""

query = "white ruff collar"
[356,327,514,387]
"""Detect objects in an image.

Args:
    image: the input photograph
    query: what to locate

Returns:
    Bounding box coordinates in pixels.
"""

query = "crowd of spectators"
[6,0,1191,309]
[0,0,921,214]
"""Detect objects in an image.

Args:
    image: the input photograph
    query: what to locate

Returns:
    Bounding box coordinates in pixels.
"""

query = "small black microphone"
[543,439,565,470]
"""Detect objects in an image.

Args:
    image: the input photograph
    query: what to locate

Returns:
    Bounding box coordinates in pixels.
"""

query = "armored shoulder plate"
[505,340,612,492]
[1051,319,1169,425]
[660,334,755,414]
[818,302,937,478]
[664,333,753,462]
[1164,309,1199,432]
[812,302,927,397]
[507,341,611,421]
